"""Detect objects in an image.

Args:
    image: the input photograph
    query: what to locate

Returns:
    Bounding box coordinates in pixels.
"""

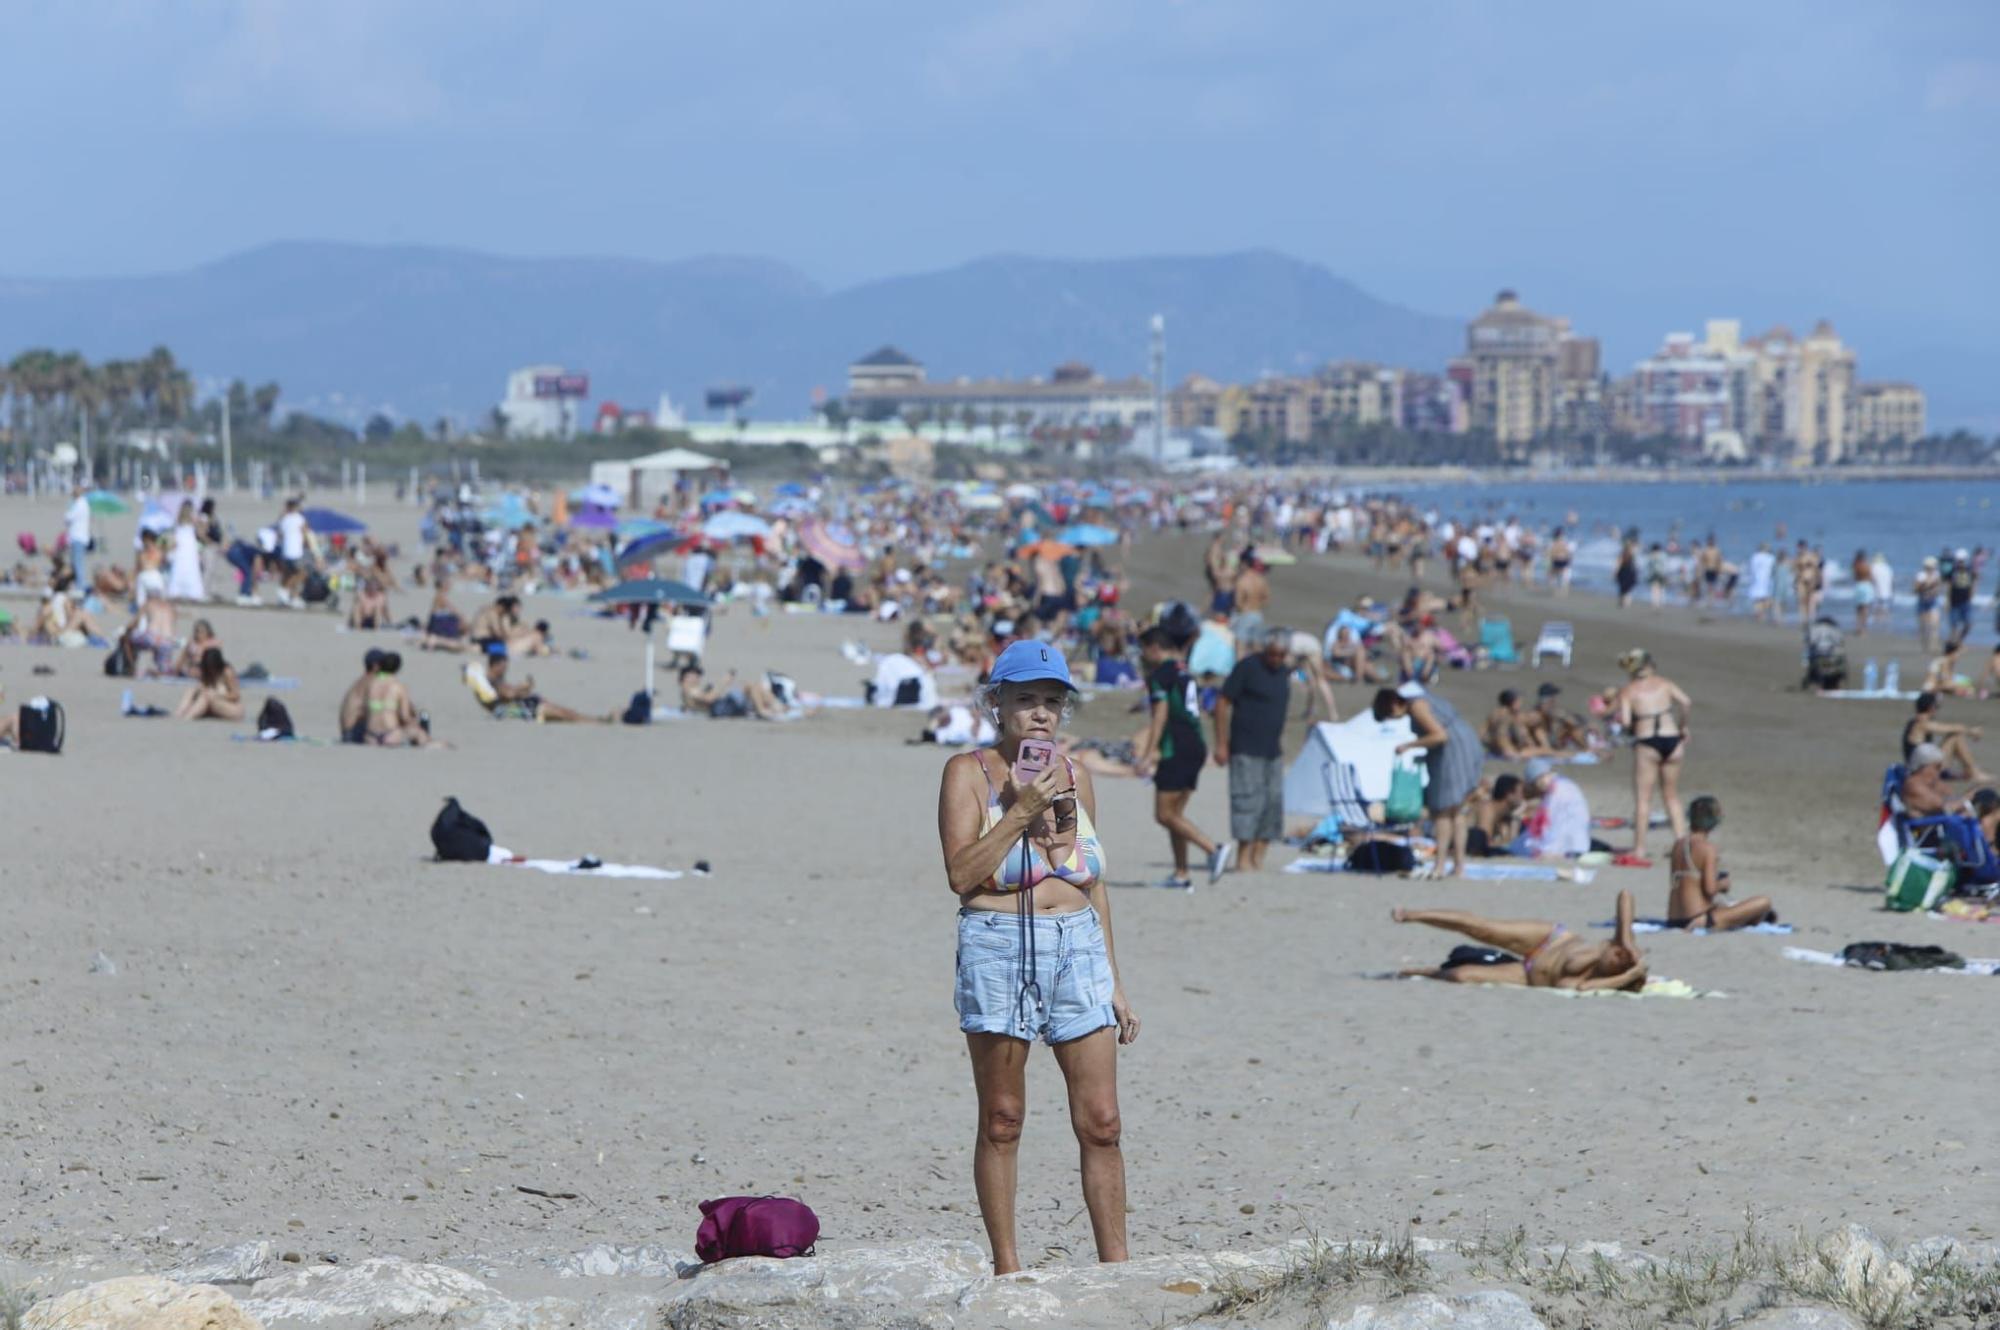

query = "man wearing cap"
[1213,627,1292,871]
[1513,758,1593,858]
[1901,743,1957,817]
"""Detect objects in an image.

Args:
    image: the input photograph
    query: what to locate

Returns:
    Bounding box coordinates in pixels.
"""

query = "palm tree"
[251,382,281,432]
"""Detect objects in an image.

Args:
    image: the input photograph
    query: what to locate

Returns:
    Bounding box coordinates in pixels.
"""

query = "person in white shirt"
[64,486,93,587]
[1512,758,1594,858]
[276,498,310,603]
[1746,544,1778,623]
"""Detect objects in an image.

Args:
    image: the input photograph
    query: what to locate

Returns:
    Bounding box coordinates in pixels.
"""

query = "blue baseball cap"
[987,639,1076,691]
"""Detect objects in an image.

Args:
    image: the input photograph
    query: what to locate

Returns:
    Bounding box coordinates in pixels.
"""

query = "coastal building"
[1465,290,1564,456]
[497,365,587,440]
[1791,321,1857,463]
[1398,371,1468,435]
[1167,374,1226,431]
[1853,382,1927,448]
[1630,332,1739,444]
[1554,334,1609,439]
[841,347,1156,433]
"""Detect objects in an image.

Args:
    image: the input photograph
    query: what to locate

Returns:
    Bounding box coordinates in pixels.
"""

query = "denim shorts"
[955,907,1116,1044]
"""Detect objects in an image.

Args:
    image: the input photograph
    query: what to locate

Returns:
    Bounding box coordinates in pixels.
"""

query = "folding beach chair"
[1532,621,1574,669]
[1479,618,1519,666]
[1881,761,1998,887]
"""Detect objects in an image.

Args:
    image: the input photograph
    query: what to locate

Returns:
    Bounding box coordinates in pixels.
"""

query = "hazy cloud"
[1925,59,2000,111]
[177,0,447,130]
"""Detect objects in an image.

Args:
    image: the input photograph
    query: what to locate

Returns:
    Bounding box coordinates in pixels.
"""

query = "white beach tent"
[1282,710,1420,825]
[590,448,730,509]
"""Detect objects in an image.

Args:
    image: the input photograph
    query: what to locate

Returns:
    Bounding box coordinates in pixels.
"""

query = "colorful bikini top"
[977,753,1104,893]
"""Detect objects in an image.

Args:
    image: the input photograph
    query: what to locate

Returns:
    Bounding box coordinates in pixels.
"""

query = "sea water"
[1397,476,2000,635]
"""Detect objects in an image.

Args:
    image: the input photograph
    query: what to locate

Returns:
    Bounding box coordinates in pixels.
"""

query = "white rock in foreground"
[1323,1291,1548,1329]
[24,1275,264,1330]
[168,1242,284,1286]
[1737,1308,1865,1329]
[1798,1225,1915,1320]
[240,1258,495,1324]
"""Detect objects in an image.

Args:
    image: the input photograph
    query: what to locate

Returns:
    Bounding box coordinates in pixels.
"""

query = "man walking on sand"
[1212,626,1291,872]
[1135,626,1230,889]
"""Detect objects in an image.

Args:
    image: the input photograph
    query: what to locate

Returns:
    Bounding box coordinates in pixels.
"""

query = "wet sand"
[0,491,1986,1292]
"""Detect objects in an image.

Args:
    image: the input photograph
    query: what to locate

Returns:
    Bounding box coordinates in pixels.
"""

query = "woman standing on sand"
[937,640,1136,1276]
[1615,648,1691,854]
[168,500,206,602]
[1383,683,1484,879]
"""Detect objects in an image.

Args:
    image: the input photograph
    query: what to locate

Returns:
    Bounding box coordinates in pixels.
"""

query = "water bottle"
[1884,660,1901,695]
[1862,658,1879,693]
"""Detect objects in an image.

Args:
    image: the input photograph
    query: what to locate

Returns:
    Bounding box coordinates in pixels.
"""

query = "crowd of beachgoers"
[7,470,1999,1283]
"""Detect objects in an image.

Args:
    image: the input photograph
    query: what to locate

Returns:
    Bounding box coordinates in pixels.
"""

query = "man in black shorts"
[1136,626,1230,889]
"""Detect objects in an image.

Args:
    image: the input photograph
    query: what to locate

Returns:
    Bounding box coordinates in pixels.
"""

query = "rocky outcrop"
[240,1258,495,1325]
[23,1275,263,1330]
[1736,1309,1865,1330]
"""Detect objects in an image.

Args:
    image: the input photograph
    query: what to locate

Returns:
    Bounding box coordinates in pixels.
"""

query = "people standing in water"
[1914,556,1944,654]
[1546,527,1573,597]
[1615,534,1640,608]
[936,640,1136,1276]
[1615,648,1691,855]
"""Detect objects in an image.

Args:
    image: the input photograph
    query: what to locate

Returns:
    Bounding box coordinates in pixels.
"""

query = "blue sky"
[3,1,1996,418]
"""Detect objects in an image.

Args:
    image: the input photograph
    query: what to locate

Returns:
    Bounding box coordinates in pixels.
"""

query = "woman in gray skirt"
[1386,681,1484,878]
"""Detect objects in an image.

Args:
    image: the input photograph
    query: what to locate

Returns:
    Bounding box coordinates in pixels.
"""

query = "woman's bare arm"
[938,753,1051,896]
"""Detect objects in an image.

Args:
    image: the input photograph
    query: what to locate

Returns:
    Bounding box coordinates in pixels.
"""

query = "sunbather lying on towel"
[1394,889,1648,991]
[1665,796,1774,930]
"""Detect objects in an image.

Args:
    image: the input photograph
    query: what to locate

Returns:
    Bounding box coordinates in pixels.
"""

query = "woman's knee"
[981,1102,1026,1148]
[1071,1102,1122,1150]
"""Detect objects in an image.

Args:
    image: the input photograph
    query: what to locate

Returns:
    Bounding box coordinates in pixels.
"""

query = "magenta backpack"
[695,1195,820,1262]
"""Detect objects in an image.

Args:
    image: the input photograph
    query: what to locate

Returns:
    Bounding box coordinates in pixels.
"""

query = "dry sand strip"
[0,493,1988,1314]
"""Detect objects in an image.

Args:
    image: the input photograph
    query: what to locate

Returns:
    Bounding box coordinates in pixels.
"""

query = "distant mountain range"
[0,243,1463,426]
[0,242,1985,432]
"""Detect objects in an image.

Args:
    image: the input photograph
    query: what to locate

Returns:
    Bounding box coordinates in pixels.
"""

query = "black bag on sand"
[1348,840,1415,874]
[431,797,494,862]
[301,571,332,604]
[103,640,134,678]
[621,690,653,725]
[257,697,295,740]
[1839,941,1964,971]
[19,698,64,754]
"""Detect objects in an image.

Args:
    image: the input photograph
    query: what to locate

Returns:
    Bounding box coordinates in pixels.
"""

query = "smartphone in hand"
[1012,738,1058,787]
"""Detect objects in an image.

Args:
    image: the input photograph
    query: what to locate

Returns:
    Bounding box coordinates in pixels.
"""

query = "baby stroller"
[1803,616,1846,690]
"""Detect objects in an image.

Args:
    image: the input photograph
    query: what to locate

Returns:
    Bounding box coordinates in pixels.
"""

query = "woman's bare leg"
[1434,803,1468,877]
[173,687,204,720]
[538,701,611,724]
[1154,790,1213,874]
[1631,746,1660,852]
[1708,896,1775,930]
[965,1033,1030,1275]
[1050,1029,1127,1264]
[1658,753,1687,841]
[1391,907,1553,956]
[208,694,245,722]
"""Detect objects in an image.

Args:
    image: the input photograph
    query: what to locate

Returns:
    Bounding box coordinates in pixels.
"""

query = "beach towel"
[1783,945,2000,976]
[1284,857,1582,883]
[1596,918,1794,936]
[1932,899,2000,924]
[499,856,688,880]
[1392,972,1716,999]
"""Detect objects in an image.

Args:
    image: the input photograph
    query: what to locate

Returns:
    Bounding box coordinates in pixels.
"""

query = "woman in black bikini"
[1615,648,1691,855]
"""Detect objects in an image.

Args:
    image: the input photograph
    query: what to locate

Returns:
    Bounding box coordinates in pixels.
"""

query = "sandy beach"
[0,489,1988,1315]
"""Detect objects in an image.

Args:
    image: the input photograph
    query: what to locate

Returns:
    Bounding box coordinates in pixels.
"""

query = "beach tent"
[1283,712,1419,825]
[590,448,728,510]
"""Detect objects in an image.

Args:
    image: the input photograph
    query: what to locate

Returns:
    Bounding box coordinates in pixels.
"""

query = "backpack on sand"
[431,797,494,862]
[695,1196,819,1263]
[621,690,653,725]
[18,697,63,754]
[256,697,295,740]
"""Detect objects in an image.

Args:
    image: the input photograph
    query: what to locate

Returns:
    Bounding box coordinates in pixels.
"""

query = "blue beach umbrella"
[1058,523,1119,548]
[302,507,367,535]
[703,511,773,541]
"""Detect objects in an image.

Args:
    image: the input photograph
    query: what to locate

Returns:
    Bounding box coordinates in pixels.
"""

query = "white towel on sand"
[484,846,687,879]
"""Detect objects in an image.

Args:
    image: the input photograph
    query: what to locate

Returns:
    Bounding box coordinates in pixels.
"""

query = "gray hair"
[1261,625,1293,649]
[976,677,1076,727]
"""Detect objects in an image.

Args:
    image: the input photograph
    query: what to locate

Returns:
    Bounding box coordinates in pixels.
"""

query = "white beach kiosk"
[589,447,731,511]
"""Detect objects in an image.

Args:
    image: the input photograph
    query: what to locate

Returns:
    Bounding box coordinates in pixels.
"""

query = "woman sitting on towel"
[421,577,468,652]
[173,646,244,722]
[1666,797,1774,930]
[170,619,223,678]
[1393,889,1648,991]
